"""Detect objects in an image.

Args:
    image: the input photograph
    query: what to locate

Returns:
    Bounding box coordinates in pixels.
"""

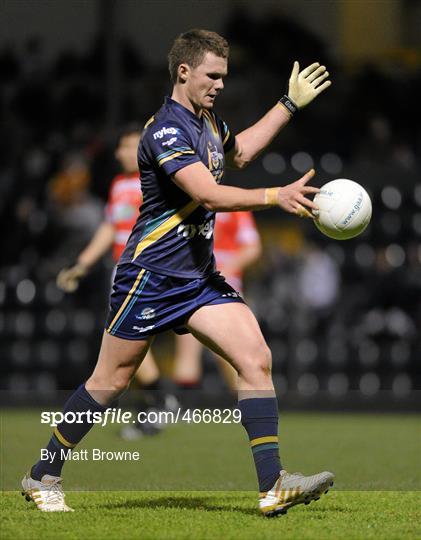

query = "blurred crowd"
[0,9,420,402]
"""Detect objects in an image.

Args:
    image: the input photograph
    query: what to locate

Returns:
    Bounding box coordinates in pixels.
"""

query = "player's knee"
[256,344,272,375]
[238,343,272,378]
[87,372,131,397]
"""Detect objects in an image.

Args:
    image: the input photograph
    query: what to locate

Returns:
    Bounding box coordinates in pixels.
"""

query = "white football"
[313,179,372,240]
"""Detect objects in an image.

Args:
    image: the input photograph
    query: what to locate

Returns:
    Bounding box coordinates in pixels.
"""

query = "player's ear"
[178,63,189,83]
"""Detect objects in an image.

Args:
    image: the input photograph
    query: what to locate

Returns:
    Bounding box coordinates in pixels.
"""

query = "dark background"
[0,0,420,408]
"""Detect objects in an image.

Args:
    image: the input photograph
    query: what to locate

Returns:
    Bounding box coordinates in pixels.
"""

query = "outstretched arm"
[227,62,331,169]
[172,162,318,216]
[76,222,115,270]
[56,222,115,292]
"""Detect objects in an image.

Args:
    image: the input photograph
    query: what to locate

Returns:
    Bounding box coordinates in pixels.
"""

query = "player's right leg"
[22,331,151,512]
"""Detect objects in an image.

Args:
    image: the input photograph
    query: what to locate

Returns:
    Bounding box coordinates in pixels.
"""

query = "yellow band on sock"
[250,435,279,447]
[54,427,76,448]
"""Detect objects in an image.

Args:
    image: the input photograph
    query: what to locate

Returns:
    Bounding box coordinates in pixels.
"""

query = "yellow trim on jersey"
[144,115,155,129]
[132,200,199,260]
[107,268,146,332]
[202,110,219,139]
[250,435,279,447]
[158,150,195,167]
[222,129,231,147]
[54,427,76,448]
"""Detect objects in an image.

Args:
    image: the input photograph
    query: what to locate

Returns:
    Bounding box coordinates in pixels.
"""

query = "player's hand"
[287,61,331,109]
[56,263,88,293]
[277,169,320,218]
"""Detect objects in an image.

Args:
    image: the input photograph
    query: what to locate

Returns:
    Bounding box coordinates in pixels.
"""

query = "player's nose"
[215,78,224,91]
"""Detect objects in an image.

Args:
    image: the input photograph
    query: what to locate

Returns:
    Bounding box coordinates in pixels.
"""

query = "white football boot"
[21,472,74,512]
[259,469,334,517]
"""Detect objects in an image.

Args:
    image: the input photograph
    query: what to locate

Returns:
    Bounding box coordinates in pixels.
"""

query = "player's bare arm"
[56,222,115,292]
[172,161,319,216]
[227,62,331,169]
[78,222,116,269]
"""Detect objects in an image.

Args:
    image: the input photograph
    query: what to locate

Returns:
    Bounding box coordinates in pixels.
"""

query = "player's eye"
[208,74,221,80]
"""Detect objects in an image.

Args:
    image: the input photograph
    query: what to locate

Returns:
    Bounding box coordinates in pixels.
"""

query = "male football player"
[23,29,334,515]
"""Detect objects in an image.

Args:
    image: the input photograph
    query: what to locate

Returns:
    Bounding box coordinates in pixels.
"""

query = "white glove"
[288,61,331,109]
[56,263,88,293]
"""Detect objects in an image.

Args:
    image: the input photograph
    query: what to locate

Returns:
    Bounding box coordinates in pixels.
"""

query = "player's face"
[115,133,141,173]
[184,52,227,111]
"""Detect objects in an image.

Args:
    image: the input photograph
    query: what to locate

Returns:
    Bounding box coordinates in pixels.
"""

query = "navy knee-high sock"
[239,397,282,493]
[31,384,106,480]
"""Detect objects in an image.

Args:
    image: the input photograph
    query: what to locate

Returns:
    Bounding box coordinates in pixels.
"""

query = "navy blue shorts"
[105,263,244,340]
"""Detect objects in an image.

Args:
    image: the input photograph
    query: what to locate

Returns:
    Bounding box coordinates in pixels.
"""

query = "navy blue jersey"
[120,97,235,278]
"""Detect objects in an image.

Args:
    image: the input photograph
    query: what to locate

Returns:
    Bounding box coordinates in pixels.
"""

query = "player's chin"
[202,96,216,109]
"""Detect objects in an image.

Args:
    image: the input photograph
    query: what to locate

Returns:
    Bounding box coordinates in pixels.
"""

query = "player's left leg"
[174,332,237,394]
[187,302,273,392]
[214,352,238,392]
[186,302,334,516]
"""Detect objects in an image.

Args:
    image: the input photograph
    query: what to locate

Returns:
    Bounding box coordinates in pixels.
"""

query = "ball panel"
[314,211,344,240]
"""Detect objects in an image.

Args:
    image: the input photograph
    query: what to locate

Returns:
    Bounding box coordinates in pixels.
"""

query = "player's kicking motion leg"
[187,302,333,516]
[23,29,334,514]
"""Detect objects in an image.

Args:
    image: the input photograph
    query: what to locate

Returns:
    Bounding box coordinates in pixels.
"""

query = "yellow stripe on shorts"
[107,268,146,333]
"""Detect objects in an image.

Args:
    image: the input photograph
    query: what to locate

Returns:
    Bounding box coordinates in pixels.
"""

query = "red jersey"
[214,211,260,291]
[105,172,142,261]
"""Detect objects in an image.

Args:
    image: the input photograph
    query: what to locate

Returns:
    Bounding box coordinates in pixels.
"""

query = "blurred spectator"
[43,153,104,273]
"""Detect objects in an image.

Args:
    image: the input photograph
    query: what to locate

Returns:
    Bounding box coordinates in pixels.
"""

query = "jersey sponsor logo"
[153,127,178,140]
[132,324,155,333]
[177,219,214,240]
[135,307,156,320]
[162,137,177,147]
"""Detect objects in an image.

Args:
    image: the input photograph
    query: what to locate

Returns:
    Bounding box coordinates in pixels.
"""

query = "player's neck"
[171,88,202,118]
